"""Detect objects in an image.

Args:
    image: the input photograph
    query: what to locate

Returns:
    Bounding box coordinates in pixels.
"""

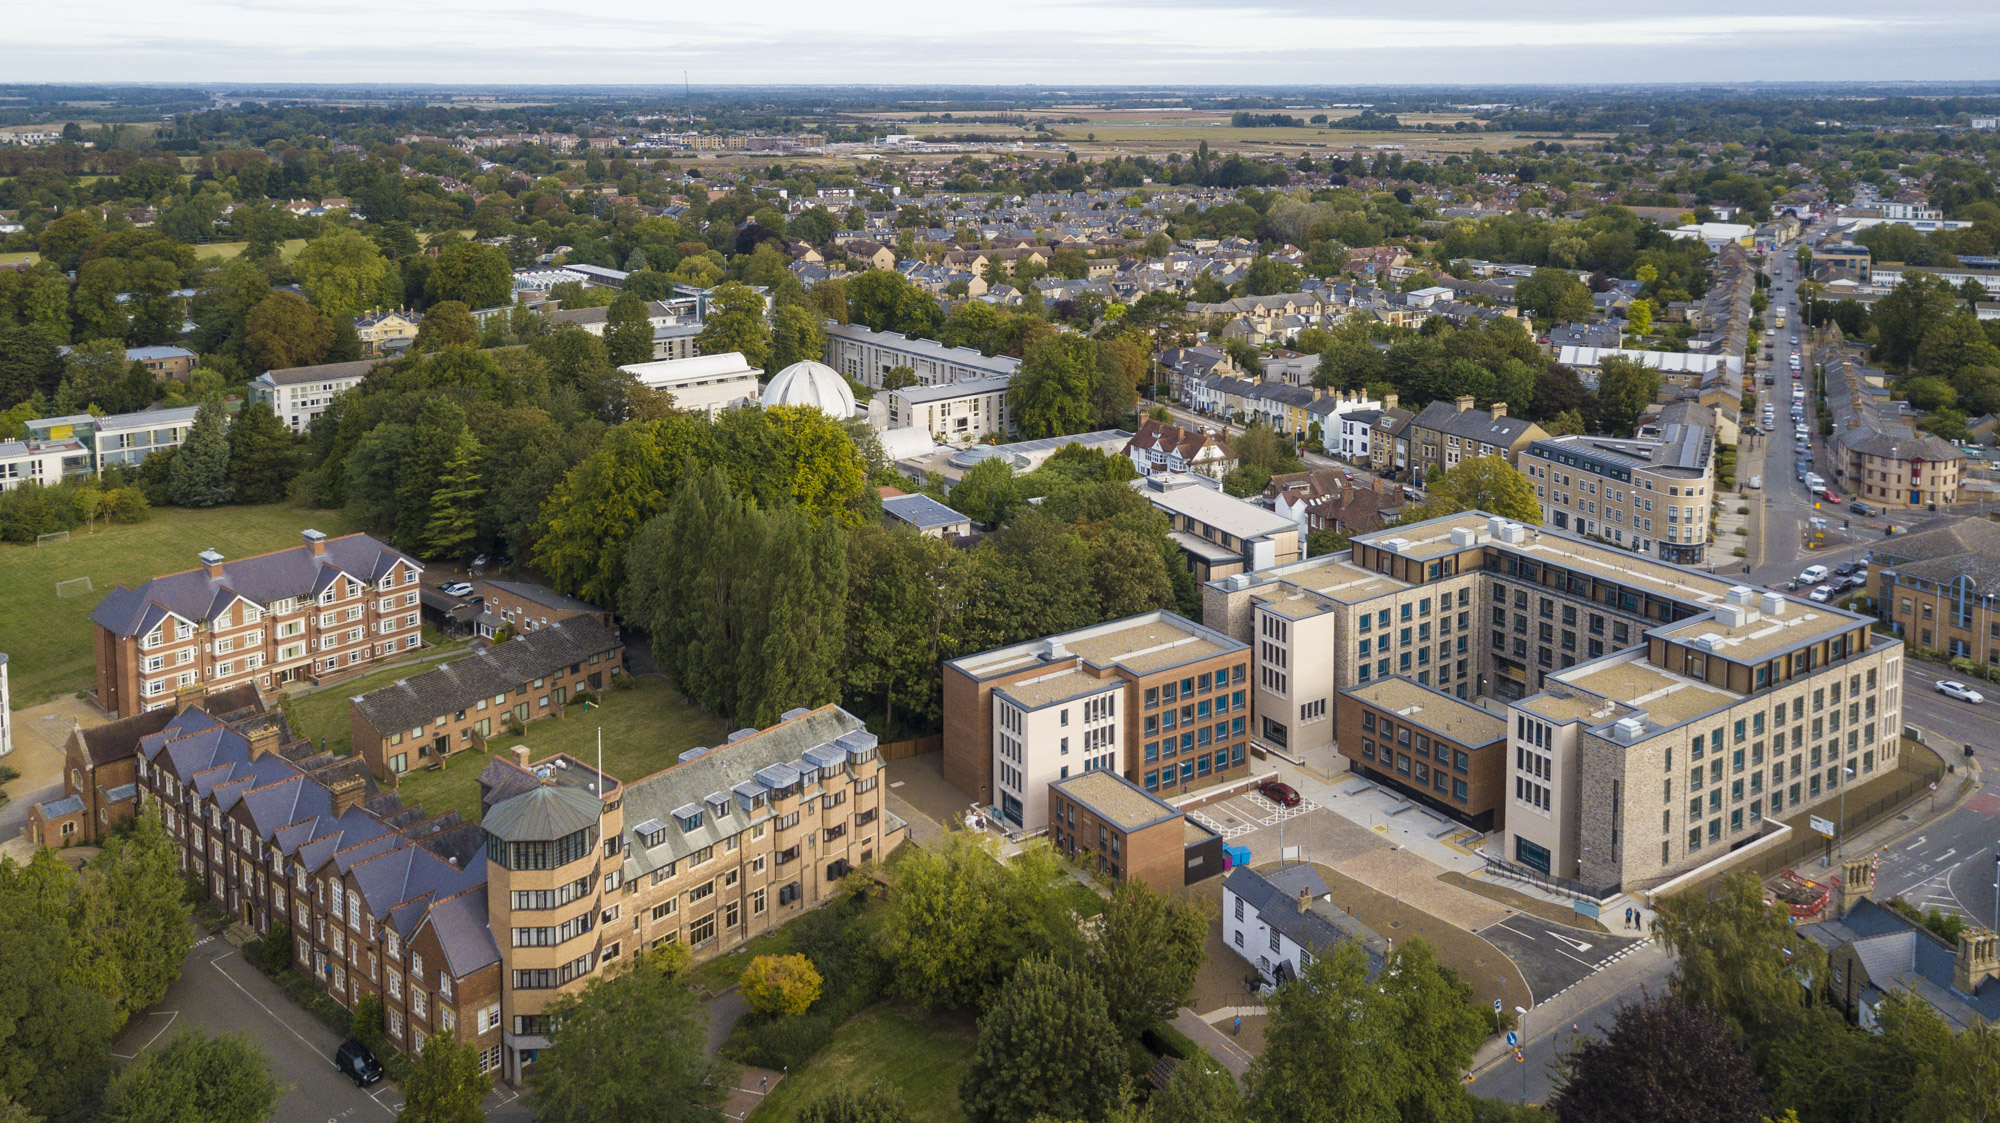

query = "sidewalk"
[1171,1007,1256,1082]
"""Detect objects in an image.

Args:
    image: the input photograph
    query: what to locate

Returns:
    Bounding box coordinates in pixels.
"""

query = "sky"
[12,0,2000,86]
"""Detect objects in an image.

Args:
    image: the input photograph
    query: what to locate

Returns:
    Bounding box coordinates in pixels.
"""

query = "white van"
[1805,472,1826,491]
[1799,564,1829,584]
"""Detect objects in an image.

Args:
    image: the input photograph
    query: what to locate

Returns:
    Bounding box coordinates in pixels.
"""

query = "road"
[113,933,531,1122]
[1469,952,1676,1104]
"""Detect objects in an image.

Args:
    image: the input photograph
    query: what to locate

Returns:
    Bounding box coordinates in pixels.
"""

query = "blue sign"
[1506,1031,1518,1048]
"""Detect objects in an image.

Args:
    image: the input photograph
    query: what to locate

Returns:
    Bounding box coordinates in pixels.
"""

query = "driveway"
[114,933,530,1122]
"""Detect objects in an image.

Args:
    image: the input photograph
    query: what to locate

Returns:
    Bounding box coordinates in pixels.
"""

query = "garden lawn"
[305,675,731,823]
[0,503,360,708]
[747,1004,977,1123]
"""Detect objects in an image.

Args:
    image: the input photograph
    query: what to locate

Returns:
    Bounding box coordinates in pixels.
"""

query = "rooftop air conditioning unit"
[1449,527,1476,547]
[1760,592,1787,616]
[1613,716,1647,743]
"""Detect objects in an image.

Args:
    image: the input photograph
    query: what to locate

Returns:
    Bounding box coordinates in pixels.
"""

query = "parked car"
[1798,565,1829,584]
[1843,574,1869,591]
[1809,585,1835,602]
[1834,562,1859,577]
[1820,490,1842,504]
[334,1040,383,1087]
[1936,680,1986,704]
[440,581,475,598]
[1850,501,1877,517]
[1258,780,1302,808]
[1746,476,1762,489]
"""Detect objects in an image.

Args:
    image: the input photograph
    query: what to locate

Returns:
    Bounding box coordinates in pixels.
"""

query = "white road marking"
[112,1010,178,1058]
[1546,931,1595,953]
[1906,836,1929,851]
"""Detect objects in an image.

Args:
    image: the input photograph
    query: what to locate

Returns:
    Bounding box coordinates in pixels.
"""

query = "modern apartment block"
[90,531,424,717]
[1337,676,1507,830]
[1,406,203,486]
[1519,423,1715,565]
[480,704,901,1083]
[884,376,1015,443]
[1047,769,1224,890]
[942,611,1253,829]
[348,619,624,781]
[822,322,1020,389]
[249,359,381,433]
[1203,511,1903,891]
[1132,473,1304,582]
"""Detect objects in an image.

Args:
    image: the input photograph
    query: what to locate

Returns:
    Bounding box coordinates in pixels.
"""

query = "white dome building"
[762,360,857,419]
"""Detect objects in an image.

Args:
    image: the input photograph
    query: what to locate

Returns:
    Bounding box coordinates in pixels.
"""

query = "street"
[112,934,530,1123]
[1469,950,1677,1104]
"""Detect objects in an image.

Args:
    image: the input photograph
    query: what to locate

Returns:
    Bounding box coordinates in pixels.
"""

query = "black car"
[334,1040,384,1087]
[1834,562,1858,577]
[1850,501,1877,517]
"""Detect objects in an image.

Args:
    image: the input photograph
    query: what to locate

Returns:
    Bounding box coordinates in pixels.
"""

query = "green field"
[191,238,308,262]
[287,672,730,823]
[0,503,361,709]
[748,1005,977,1123]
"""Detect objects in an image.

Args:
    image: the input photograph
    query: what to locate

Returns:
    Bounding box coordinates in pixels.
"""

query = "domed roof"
[763,360,856,418]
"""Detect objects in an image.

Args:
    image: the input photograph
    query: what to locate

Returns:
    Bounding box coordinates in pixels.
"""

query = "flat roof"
[996,669,1119,710]
[948,611,1246,682]
[1133,476,1296,540]
[1656,599,1857,661]
[1556,653,1738,730]
[1343,677,1506,746]
[1052,769,1180,833]
[1514,691,1618,725]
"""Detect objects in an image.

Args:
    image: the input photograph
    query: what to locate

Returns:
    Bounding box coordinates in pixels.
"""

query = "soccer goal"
[54,576,93,600]
[35,531,69,548]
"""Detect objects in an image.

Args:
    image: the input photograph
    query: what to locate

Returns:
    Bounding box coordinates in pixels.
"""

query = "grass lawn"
[296,675,732,823]
[748,1004,977,1123]
[191,238,307,262]
[0,503,361,709]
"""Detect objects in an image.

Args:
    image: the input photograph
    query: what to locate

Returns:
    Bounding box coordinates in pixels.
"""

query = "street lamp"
[1515,1005,1530,1101]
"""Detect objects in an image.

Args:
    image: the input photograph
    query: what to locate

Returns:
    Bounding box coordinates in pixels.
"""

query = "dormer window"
[634,819,668,849]
[673,805,704,832]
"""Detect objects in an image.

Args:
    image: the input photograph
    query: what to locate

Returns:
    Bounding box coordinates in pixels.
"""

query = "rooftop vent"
[779,707,813,722]
[1726,585,1757,607]
[1449,527,1476,547]
[1612,716,1648,743]
[1716,604,1752,628]
[677,746,711,763]
[1381,537,1410,551]
[1040,639,1071,661]
[1695,632,1727,652]
[727,728,758,743]
[1495,522,1526,544]
[1225,573,1252,591]
[1760,591,1788,617]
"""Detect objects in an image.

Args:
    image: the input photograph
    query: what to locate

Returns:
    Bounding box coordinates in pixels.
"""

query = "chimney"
[1836,854,1874,917]
[303,528,327,556]
[1956,929,2000,995]
[513,745,531,770]
[199,549,225,578]
[1490,401,1507,419]
[247,722,283,760]
[1455,395,1475,413]
[1383,392,1398,412]
[1296,888,1312,914]
[329,772,366,817]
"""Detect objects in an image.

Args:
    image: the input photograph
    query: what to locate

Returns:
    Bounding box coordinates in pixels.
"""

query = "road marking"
[1907,836,1929,851]
[207,952,324,1055]
[1938,848,1959,863]
[1546,931,1595,953]
[112,1010,178,1058]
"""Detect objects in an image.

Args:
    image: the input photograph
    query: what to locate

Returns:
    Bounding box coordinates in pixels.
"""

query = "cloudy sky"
[13,0,2000,85]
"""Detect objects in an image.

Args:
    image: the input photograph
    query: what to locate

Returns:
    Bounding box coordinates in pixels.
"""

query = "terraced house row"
[90,531,424,717]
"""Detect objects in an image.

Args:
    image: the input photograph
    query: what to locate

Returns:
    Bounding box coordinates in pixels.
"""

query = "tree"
[883,834,1082,1010]
[294,229,403,322]
[1549,996,1764,1123]
[1088,879,1208,1040]
[695,281,773,370]
[1650,873,1826,1056]
[1013,334,1099,438]
[225,400,299,505]
[524,965,725,1123]
[397,1032,488,1123]
[1594,355,1659,436]
[425,242,512,310]
[1904,1017,2000,1121]
[959,959,1125,1123]
[1152,1054,1244,1123]
[738,954,823,1017]
[414,302,479,350]
[603,292,655,367]
[1426,455,1541,524]
[1625,299,1653,338]
[243,293,334,372]
[84,808,196,1015]
[771,302,828,372]
[797,1086,912,1123]
[1543,408,1586,436]
[1244,941,1388,1123]
[167,397,233,508]
[1516,268,1595,323]
[846,270,943,336]
[422,429,484,560]
[393,399,471,554]
[100,1031,277,1123]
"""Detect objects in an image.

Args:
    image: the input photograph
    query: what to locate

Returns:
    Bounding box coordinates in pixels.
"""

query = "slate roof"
[1801,898,2000,1029]
[1407,400,1541,447]
[1225,864,1386,977]
[349,617,619,736]
[73,706,179,766]
[1124,418,1233,464]
[253,358,382,387]
[90,533,417,639]
[480,579,604,617]
[483,784,604,843]
[1872,519,2000,596]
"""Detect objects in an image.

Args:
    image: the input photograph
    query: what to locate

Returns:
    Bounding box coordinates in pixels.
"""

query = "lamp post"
[1515,1004,1530,1101]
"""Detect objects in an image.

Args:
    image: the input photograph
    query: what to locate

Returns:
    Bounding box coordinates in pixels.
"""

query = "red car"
[1258,780,1302,808]
[1820,490,1843,504]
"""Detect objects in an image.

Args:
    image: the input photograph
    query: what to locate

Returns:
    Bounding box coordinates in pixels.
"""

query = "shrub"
[740,954,824,1017]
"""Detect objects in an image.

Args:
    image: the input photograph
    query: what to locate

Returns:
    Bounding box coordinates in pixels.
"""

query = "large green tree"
[424,242,512,310]
[414,302,479,351]
[100,1032,277,1123]
[695,281,773,371]
[1515,268,1596,323]
[1593,355,1660,436]
[1088,879,1208,1040]
[770,302,828,372]
[294,229,404,322]
[959,959,1125,1123]
[1549,996,1764,1123]
[603,292,656,367]
[845,270,943,337]
[167,397,233,508]
[422,428,485,560]
[397,1032,488,1123]
[1424,455,1542,524]
[883,834,1082,1011]
[1152,1054,1244,1123]
[1012,333,1099,439]
[524,964,724,1123]
[243,292,334,372]
[225,400,300,505]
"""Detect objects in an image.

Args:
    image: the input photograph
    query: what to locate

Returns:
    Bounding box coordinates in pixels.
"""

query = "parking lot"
[113,933,529,1123]
[1185,788,1320,843]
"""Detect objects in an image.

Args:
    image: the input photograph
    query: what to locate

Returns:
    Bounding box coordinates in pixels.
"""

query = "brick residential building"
[348,619,623,781]
[1047,769,1223,890]
[1403,396,1548,481]
[90,531,424,718]
[473,579,614,641]
[1337,676,1507,831]
[943,611,1253,829]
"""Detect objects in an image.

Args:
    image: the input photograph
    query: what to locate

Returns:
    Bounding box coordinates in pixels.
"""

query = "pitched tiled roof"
[1225,864,1386,975]
[350,618,619,736]
[90,534,417,638]
[1124,418,1233,464]
[1409,401,1539,445]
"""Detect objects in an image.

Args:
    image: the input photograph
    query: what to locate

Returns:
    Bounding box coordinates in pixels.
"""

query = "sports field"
[0,503,360,708]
